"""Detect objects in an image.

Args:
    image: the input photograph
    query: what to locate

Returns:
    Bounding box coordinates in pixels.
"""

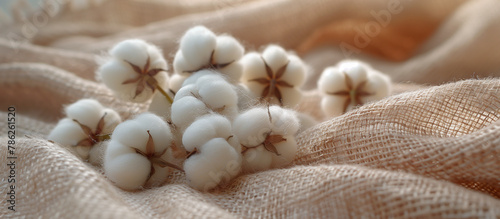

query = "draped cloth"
[1,0,499,218]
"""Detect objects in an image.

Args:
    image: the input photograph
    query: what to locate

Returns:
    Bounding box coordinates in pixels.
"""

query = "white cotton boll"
[171,96,210,130]
[169,73,188,93]
[278,87,302,107]
[280,55,306,87]
[361,71,392,103]
[270,138,297,168]
[268,106,300,136]
[321,95,347,118]
[317,67,348,94]
[47,118,86,146]
[101,108,122,134]
[98,59,135,96]
[182,70,219,87]
[242,146,273,173]
[104,140,136,162]
[134,113,173,152]
[337,60,368,86]
[262,45,289,73]
[218,61,243,83]
[173,84,198,102]
[65,99,104,129]
[109,39,150,68]
[180,26,217,68]
[240,52,267,81]
[245,82,266,100]
[213,35,244,65]
[173,50,192,74]
[104,153,151,190]
[198,79,238,109]
[182,117,217,152]
[233,108,271,147]
[183,138,241,191]
[110,120,149,151]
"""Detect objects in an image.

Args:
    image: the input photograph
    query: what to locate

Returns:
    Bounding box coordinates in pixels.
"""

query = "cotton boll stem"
[155,83,173,104]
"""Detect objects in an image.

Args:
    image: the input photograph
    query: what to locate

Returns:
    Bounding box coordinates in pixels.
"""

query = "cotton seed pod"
[233,106,300,173]
[318,60,392,117]
[168,73,188,93]
[104,113,178,190]
[48,99,121,161]
[171,73,239,131]
[183,138,242,191]
[241,45,306,107]
[97,39,169,103]
[174,25,245,82]
[182,114,240,153]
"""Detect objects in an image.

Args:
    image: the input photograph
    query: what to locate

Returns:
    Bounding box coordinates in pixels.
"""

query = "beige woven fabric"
[1,0,500,218]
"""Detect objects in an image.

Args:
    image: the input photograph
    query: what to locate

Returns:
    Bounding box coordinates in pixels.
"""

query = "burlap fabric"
[1,0,500,218]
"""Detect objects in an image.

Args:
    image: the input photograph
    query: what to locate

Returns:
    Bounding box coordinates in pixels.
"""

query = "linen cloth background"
[1,0,500,218]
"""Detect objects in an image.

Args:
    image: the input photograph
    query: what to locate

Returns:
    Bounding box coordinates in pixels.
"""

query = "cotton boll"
[135,114,173,152]
[278,87,302,107]
[337,60,368,86]
[109,39,150,68]
[47,118,86,146]
[110,120,149,151]
[245,82,266,100]
[173,84,198,102]
[219,61,243,83]
[180,26,217,68]
[171,96,210,130]
[98,59,135,96]
[361,71,392,103]
[240,52,266,81]
[318,67,348,94]
[270,138,297,168]
[262,45,289,73]
[198,79,238,109]
[104,140,136,162]
[182,117,217,152]
[268,106,300,136]
[242,146,273,173]
[181,70,215,87]
[101,108,122,134]
[173,50,192,74]
[145,164,169,187]
[280,55,306,87]
[183,138,241,191]
[321,95,347,117]
[65,99,104,128]
[233,108,271,147]
[213,35,244,65]
[104,153,151,190]
[235,84,258,111]
[169,73,188,93]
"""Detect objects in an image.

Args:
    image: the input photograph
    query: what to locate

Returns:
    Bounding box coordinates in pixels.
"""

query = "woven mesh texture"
[1,0,500,218]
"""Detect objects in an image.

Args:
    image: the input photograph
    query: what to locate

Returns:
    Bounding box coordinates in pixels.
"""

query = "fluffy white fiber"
[148,80,174,120]
[173,25,245,83]
[183,138,242,191]
[241,44,306,107]
[104,113,176,190]
[171,72,238,131]
[318,60,392,117]
[233,106,300,173]
[48,99,121,161]
[97,39,169,103]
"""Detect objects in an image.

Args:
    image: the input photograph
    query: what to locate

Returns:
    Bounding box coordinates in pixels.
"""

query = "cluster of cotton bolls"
[47,99,121,165]
[47,24,394,192]
[317,60,392,117]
